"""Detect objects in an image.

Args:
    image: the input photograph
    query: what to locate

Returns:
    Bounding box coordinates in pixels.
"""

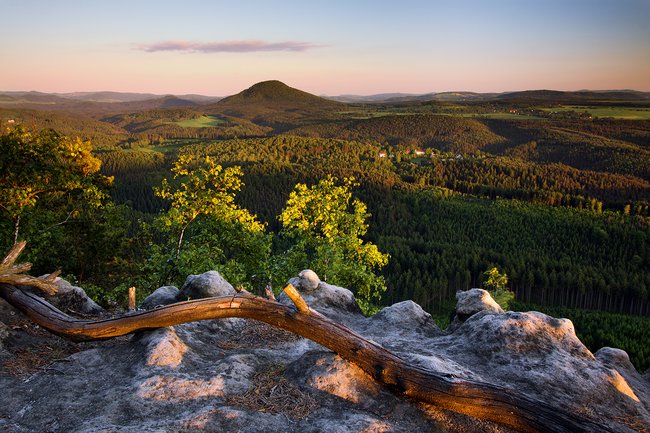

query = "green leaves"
[483,266,508,291]
[0,126,109,243]
[483,266,514,310]
[149,154,269,289]
[278,176,389,310]
[154,154,264,236]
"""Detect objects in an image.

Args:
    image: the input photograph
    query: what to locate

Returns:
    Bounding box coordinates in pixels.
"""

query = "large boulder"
[454,288,504,319]
[176,271,236,301]
[35,277,104,315]
[596,347,637,373]
[278,270,362,321]
[140,286,179,310]
[369,300,441,335]
[446,288,503,332]
[287,269,321,293]
[434,311,642,411]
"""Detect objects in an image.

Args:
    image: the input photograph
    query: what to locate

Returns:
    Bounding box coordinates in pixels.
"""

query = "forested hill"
[217,80,342,107]
[205,80,344,129]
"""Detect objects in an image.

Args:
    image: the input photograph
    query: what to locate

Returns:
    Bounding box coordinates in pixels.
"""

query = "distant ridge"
[496,89,650,102]
[58,91,220,104]
[326,89,650,104]
[58,91,160,103]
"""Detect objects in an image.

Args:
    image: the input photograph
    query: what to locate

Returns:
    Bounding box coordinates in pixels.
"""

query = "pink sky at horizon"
[1,1,648,96]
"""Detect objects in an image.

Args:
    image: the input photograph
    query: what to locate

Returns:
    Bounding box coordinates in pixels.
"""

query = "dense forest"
[1,82,649,369]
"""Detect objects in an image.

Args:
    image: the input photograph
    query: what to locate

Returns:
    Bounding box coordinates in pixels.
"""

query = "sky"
[1,0,649,96]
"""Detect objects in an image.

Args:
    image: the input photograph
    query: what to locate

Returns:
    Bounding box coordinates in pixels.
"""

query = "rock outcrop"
[0,271,648,433]
[30,276,104,315]
[140,285,179,310]
[177,271,236,301]
[278,270,362,322]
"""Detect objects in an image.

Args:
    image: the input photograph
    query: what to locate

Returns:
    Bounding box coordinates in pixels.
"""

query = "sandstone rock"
[1,278,649,433]
[287,269,321,292]
[138,327,188,368]
[370,300,440,335]
[177,271,236,301]
[140,286,179,310]
[278,272,362,320]
[454,288,504,319]
[35,277,104,315]
[596,347,637,372]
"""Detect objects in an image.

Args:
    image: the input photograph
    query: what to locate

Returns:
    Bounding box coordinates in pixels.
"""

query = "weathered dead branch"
[0,241,58,295]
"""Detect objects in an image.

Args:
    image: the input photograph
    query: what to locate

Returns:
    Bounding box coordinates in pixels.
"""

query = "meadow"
[172,115,226,127]
[540,105,650,120]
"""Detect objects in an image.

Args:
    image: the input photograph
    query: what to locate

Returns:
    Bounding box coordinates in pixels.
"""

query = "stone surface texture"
[0,272,648,433]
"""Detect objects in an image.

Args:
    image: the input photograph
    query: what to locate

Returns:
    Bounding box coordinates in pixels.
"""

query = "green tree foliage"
[278,177,389,310]
[483,266,514,310]
[0,126,109,244]
[148,154,269,289]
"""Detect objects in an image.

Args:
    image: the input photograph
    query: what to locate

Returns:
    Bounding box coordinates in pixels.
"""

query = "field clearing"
[462,112,543,120]
[540,106,650,120]
[173,115,226,127]
[151,139,203,154]
[338,110,416,119]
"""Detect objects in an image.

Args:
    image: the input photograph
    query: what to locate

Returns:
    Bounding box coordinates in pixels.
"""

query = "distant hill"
[384,92,500,103]
[0,91,217,115]
[208,80,344,129]
[57,91,221,104]
[326,93,417,103]
[287,113,505,154]
[217,80,341,107]
[0,107,127,148]
[57,91,161,103]
[328,89,650,104]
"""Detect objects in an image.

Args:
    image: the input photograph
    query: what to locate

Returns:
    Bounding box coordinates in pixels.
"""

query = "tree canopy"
[149,154,268,288]
[0,126,109,243]
[278,177,389,310]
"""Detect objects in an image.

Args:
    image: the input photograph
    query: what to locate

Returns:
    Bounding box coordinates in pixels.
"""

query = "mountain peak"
[219,80,341,106]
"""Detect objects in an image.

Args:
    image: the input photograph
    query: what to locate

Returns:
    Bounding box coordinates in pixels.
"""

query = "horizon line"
[1,86,649,99]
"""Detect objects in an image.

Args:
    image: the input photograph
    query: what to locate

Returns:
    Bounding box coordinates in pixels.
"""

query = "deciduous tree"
[0,126,108,244]
[278,176,388,310]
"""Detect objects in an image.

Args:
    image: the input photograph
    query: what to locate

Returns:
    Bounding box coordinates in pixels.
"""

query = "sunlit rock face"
[0,270,648,433]
[455,288,504,318]
[138,326,188,368]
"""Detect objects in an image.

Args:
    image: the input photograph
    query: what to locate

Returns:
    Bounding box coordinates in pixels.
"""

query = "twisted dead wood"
[0,282,613,433]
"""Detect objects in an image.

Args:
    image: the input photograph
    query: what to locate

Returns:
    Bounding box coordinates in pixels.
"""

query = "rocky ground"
[1,270,649,433]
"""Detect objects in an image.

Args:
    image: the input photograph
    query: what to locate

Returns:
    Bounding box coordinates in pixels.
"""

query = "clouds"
[136,40,322,53]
